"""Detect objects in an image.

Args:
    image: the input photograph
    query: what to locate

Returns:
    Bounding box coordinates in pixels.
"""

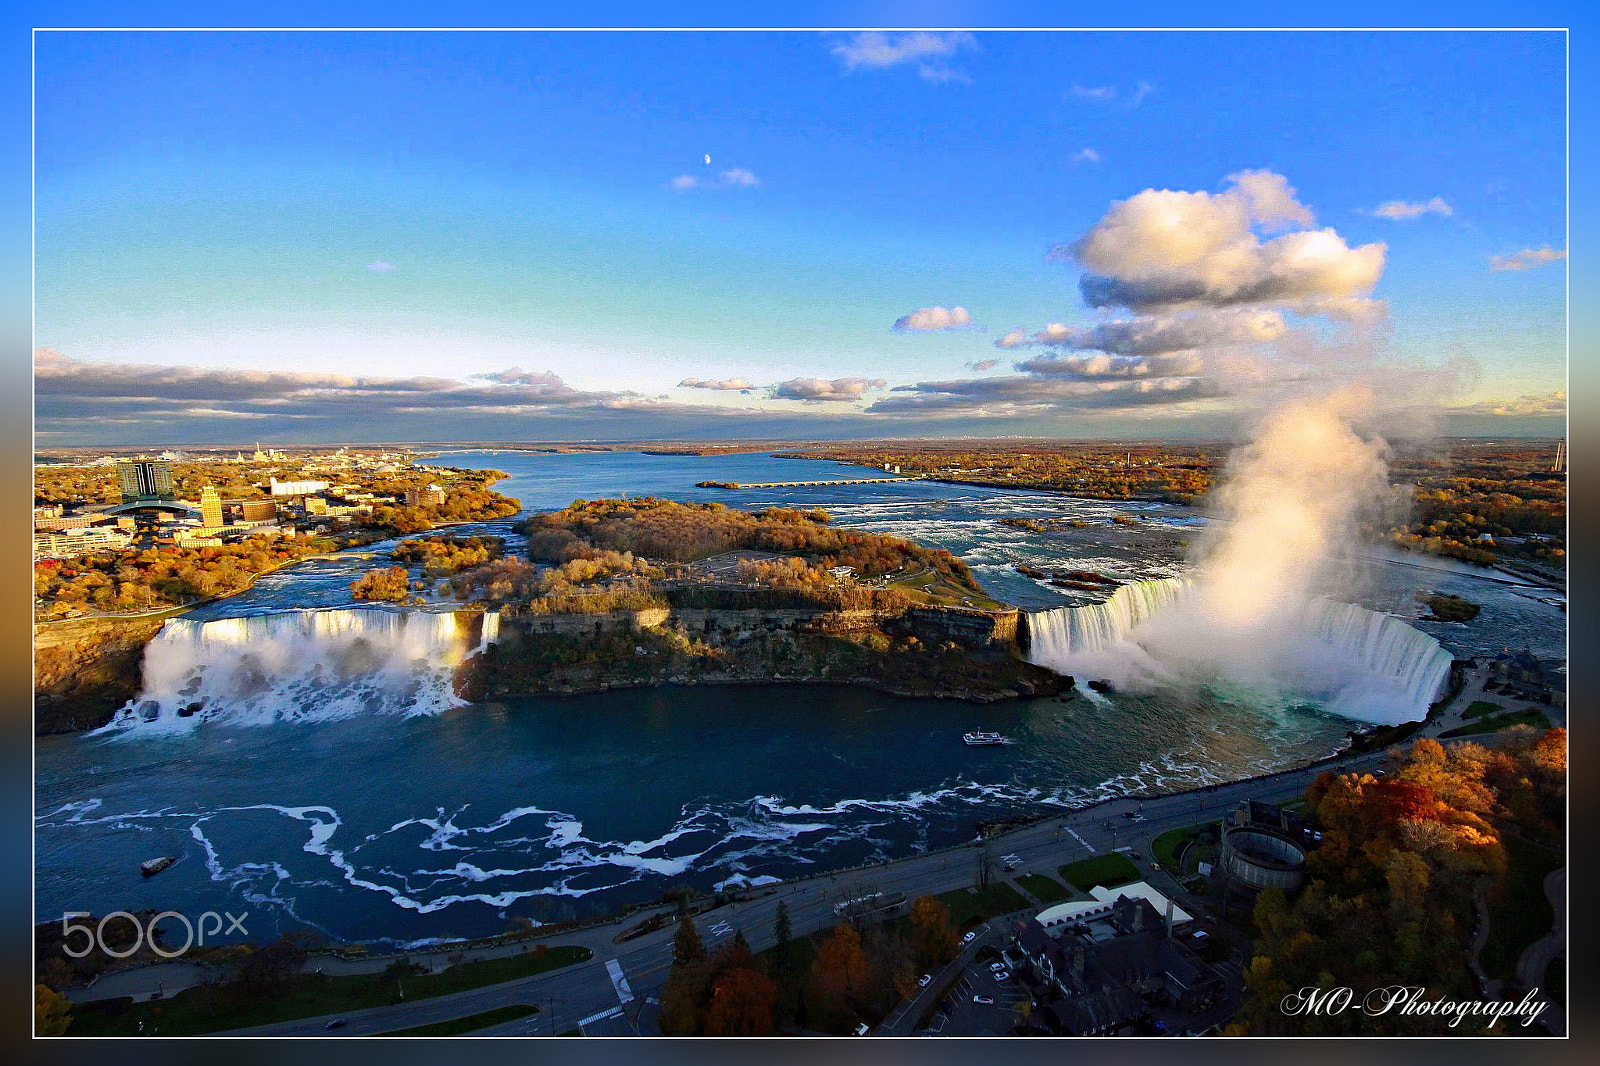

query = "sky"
[33,30,1568,445]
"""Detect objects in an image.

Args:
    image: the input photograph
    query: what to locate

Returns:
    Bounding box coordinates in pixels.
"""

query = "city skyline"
[35,30,1567,445]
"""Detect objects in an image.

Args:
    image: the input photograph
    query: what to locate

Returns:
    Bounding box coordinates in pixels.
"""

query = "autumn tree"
[35,984,71,1036]
[909,896,958,967]
[673,913,705,968]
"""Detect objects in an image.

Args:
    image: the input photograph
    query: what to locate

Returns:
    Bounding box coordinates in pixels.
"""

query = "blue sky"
[34,30,1567,443]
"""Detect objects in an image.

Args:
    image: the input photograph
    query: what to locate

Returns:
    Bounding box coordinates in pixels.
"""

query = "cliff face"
[34,617,167,734]
[458,603,1068,704]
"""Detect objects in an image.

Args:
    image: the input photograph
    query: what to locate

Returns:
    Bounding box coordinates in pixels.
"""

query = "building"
[269,477,329,497]
[200,485,224,528]
[116,459,175,504]
[34,514,97,532]
[1217,801,1310,894]
[404,484,446,508]
[240,498,278,522]
[34,504,63,521]
[34,527,133,559]
[1010,894,1232,1036]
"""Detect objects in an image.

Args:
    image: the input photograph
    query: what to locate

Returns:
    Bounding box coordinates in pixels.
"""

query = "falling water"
[1025,578,1452,724]
[101,608,501,734]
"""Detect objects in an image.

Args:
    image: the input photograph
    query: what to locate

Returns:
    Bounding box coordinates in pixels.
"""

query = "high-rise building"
[240,498,278,522]
[1554,440,1566,474]
[116,459,175,504]
[200,485,224,528]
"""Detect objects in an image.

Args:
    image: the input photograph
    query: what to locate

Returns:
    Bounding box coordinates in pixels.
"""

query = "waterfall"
[102,608,501,734]
[1025,578,1192,659]
[1025,577,1452,724]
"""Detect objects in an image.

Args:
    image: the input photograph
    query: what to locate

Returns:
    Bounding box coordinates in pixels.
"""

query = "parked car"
[962,931,977,943]
[1150,861,1162,871]
[972,995,994,1005]
[918,974,932,988]
[324,1020,347,1030]
[993,970,1010,982]
[989,961,1006,972]
[853,1022,869,1036]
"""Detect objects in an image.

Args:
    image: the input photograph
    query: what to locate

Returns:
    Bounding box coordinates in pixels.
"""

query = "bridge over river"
[707,476,925,488]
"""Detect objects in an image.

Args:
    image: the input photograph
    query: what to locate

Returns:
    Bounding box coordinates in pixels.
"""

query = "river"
[33,450,1565,947]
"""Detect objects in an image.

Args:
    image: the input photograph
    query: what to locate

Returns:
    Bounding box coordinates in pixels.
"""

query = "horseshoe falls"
[101,608,502,734]
[1024,577,1452,725]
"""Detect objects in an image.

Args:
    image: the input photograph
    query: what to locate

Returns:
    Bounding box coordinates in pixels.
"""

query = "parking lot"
[919,954,1032,1036]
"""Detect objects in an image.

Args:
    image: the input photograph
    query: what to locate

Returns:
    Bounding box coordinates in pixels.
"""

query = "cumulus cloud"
[473,367,568,387]
[771,377,887,403]
[829,31,977,83]
[679,377,757,393]
[1065,169,1384,316]
[1372,196,1452,221]
[892,305,972,332]
[869,374,1221,417]
[1001,310,1287,357]
[668,168,761,191]
[1490,246,1567,272]
[1071,148,1101,165]
[1452,390,1566,416]
[1013,351,1207,380]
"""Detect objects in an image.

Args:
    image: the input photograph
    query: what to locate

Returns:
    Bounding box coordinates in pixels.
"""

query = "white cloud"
[772,377,888,403]
[1372,196,1452,221]
[1069,84,1116,101]
[995,329,1029,349]
[1071,147,1101,165]
[366,261,395,272]
[1067,170,1384,314]
[1068,81,1154,107]
[1490,246,1567,272]
[680,377,757,392]
[892,305,973,332]
[1453,390,1566,416]
[829,32,977,82]
[968,358,999,371]
[669,168,760,192]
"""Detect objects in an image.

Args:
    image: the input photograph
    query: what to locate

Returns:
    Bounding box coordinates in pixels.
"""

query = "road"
[78,664,1521,1037]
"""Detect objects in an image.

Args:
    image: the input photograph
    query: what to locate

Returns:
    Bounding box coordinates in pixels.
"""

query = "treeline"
[1227,727,1565,1035]
[391,534,504,576]
[34,533,362,618]
[518,497,985,593]
[660,896,961,1036]
[366,487,520,534]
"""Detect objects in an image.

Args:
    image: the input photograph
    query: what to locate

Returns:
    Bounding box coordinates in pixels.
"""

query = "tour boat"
[963,731,1005,746]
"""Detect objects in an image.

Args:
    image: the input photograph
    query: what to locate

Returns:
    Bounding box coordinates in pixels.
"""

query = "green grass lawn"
[1152,821,1220,871]
[1013,873,1071,903]
[1441,709,1552,738]
[68,944,592,1036]
[1463,700,1504,720]
[381,1003,539,1036]
[1058,853,1138,892]
[1482,834,1562,980]
[936,883,1029,929]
